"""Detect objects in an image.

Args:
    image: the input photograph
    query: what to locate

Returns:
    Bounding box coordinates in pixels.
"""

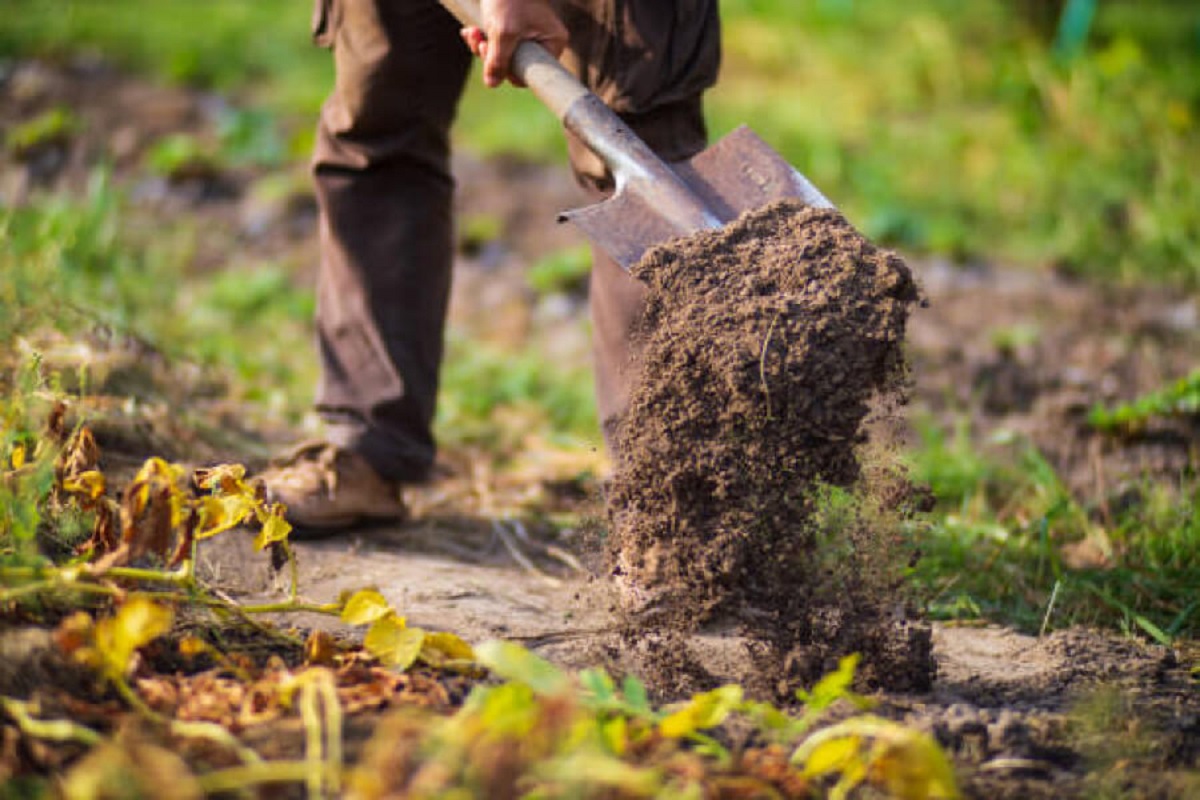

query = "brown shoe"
[258,441,407,531]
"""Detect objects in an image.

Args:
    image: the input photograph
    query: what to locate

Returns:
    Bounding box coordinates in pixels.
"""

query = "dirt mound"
[607,200,930,691]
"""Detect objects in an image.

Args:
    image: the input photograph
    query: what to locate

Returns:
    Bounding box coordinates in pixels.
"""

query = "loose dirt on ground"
[2,59,1198,798]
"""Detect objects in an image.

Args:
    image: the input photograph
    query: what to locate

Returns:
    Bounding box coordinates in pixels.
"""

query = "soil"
[3,58,1198,798]
[607,201,930,693]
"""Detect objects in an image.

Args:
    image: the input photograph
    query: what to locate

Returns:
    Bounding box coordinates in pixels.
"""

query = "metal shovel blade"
[561,125,834,269]
[436,0,834,269]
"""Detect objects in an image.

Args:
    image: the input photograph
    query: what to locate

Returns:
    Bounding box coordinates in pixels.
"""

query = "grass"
[2,0,1197,283]
[908,417,1200,640]
[0,173,317,425]
[0,172,595,452]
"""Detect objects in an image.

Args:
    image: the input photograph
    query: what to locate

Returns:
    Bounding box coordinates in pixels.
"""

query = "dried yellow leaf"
[340,589,393,626]
[63,470,106,500]
[92,597,174,680]
[252,509,292,550]
[364,616,424,670]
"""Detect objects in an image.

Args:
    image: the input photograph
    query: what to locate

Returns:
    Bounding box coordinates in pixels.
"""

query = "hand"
[459,0,567,88]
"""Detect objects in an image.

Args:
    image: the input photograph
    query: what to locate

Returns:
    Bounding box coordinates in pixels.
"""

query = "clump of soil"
[607,199,930,691]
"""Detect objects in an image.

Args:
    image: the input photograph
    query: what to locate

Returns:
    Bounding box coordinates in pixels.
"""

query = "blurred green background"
[3,0,1199,639]
[3,0,1198,285]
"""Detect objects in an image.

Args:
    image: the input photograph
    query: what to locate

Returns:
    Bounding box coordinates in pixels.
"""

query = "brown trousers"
[310,0,719,481]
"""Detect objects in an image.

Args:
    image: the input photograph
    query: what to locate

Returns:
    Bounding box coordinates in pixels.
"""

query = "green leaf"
[801,735,861,777]
[340,589,392,626]
[797,653,868,711]
[474,640,570,696]
[793,716,960,800]
[600,716,628,755]
[622,675,651,716]
[579,667,617,705]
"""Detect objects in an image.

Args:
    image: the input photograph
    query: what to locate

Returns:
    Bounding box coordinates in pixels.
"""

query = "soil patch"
[607,200,931,692]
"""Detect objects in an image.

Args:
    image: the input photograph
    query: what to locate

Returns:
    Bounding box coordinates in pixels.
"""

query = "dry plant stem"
[759,312,781,421]
[300,683,324,799]
[196,761,339,794]
[493,519,561,587]
[0,696,102,747]
[298,672,344,798]
[0,565,340,616]
[286,541,300,602]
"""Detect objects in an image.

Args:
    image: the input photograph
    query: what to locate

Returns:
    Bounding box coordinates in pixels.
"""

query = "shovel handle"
[438,0,719,233]
[439,0,589,120]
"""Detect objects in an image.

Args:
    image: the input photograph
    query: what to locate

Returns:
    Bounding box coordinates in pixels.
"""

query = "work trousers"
[310,0,720,481]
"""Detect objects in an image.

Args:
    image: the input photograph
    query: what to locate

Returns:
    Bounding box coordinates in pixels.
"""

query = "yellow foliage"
[420,631,475,666]
[363,615,425,671]
[659,685,743,739]
[340,589,392,626]
[252,504,292,550]
[63,469,106,500]
[75,597,175,681]
[793,715,959,800]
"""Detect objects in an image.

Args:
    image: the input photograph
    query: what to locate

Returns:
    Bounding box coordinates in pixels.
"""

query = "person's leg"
[556,0,720,441]
[313,0,472,483]
[264,0,471,528]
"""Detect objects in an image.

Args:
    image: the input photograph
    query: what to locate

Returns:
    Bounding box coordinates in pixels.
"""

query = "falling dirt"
[606,200,932,693]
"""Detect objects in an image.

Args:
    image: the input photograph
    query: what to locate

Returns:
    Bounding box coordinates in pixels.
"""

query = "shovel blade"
[560,126,833,269]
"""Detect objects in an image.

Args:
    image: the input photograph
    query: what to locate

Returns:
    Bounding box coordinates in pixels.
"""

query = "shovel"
[440,0,834,268]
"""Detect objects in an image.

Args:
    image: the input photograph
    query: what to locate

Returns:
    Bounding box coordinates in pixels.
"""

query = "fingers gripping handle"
[438,0,588,120]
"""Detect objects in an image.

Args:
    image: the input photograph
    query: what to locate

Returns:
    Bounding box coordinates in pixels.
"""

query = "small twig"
[510,519,534,544]
[1040,578,1063,638]
[493,520,561,587]
[237,600,342,616]
[508,627,620,647]
[759,313,782,420]
[543,544,586,575]
[287,541,300,602]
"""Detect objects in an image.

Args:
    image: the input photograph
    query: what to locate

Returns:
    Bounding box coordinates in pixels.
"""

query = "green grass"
[438,332,598,451]
[2,0,1197,283]
[907,417,1200,640]
[0,172,317,425]
[0,171,597,454]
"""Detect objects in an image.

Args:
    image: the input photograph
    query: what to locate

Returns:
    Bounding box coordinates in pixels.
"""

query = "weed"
[526,244,592,297]
[909,417,1200,639]
[1088,367,1200,434]
[4,107,79,159]
[144,133,220,181]
[437,332,598,449]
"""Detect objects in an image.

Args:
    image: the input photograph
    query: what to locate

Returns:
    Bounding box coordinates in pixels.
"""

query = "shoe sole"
[286,510,407,541]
